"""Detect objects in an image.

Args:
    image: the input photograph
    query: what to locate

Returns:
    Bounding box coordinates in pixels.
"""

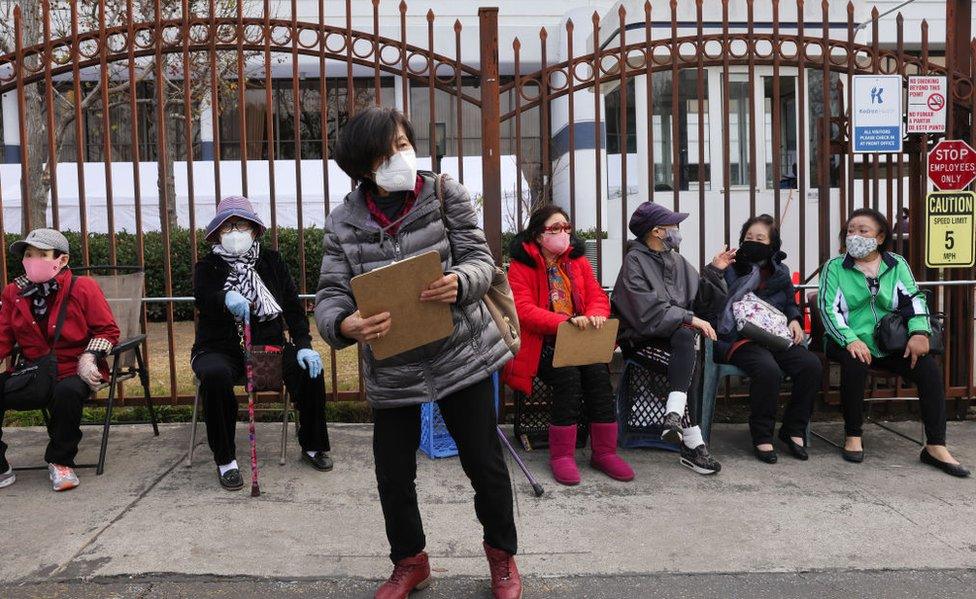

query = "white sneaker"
[0,465,15,489]
[48,463,80,492]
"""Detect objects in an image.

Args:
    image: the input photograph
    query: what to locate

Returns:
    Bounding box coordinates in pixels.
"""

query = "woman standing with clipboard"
[315,107,521,599]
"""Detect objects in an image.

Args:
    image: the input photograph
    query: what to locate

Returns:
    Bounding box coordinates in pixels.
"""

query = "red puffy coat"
[0,268,120,381]
[502,239,610,395]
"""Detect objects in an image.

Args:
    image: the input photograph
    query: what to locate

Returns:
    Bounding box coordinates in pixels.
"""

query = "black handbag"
[1,278,76,411]
[874,291,945,356]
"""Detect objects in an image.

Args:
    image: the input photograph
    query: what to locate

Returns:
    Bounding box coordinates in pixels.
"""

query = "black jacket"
[192,248,313,359]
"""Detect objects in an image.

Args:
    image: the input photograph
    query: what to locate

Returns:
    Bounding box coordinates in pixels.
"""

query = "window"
[726,74,751,187]
[605,80,636,155]
[651,70,710,191]
[807,70,843,189]
[763,76,798,189]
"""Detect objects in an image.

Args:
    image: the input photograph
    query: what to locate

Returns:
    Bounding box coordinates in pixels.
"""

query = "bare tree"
[0,0,263,234]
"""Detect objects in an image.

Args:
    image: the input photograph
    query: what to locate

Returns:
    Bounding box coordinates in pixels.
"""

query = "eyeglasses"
[543,223,573,235]
[219,221,253,234]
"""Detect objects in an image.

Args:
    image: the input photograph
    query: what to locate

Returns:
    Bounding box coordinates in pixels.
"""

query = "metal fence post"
[479,7,502,263]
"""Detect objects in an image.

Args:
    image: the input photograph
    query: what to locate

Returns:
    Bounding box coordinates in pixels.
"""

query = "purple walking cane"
[239,321,261,497]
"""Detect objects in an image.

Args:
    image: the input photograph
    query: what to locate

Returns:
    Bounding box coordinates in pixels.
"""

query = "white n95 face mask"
[374,149,418,192]
[220,230,254,255]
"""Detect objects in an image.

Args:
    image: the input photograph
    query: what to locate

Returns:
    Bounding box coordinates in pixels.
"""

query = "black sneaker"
[218,468,244,491]
[680,444,721,475]
[0,457,14,489]
[660,412,683,444]
[302,451,334,472]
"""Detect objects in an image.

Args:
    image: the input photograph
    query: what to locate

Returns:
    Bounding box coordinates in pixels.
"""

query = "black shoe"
[680,444,721,475]
[777,430,809,461]
[660,412,683,444]
[754,447,778,464]
[841,448,864,463]
[218,468,244,491]
[920,449,971,478]
[302,451,334,472]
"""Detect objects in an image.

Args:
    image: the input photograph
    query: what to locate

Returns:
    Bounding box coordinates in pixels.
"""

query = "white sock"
[665,392,687,415]
[218,460,238,476]
[682,426,704,449]
[306,450,317,458]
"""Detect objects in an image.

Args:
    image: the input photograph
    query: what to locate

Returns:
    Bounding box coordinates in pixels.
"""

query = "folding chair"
[185,376,293,468]
[12,266,159,475]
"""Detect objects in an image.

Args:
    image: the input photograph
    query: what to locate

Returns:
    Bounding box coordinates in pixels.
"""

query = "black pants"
[192,345,331,466]
[628,326,699,395]
[0,375,88,467]
[825,340,946,444]
[725,343,822,445]
[536,344,615,426]
[372,377,517,563]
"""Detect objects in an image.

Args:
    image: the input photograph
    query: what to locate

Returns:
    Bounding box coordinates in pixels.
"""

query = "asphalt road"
[6,569,976,599]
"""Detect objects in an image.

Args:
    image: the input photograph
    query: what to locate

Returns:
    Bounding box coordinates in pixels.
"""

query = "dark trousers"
[536,344,615,426]
[726,343,822,445]
[372,377,517,563]
[825,340,947,444]
[0,375,88,467]
[628,326,699,395]
[192,345,331,466]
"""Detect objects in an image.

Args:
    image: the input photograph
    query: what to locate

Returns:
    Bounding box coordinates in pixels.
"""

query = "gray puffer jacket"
[612,241,728,346]
[314,171,511,408]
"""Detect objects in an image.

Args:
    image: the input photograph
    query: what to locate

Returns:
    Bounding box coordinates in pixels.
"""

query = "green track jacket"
[817,252,931,357]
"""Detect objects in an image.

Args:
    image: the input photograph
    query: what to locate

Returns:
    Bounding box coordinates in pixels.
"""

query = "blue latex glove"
[224,290,250,323]
[297,348,323,379]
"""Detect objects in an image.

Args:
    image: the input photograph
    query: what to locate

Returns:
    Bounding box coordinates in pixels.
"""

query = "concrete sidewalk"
[2,420,975,592]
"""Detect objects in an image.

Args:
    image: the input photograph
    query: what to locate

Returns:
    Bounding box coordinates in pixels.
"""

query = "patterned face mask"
[846,235,878,259]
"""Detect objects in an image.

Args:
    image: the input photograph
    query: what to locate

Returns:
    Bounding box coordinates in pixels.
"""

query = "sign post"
[925,191,975,268]
[907,76,947,134]
[927,139,976,191]
[852,74,903,153]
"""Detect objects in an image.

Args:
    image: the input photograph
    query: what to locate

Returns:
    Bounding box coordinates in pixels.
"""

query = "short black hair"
[842,207,892,251]
[739,213,781,252]
[333,106,416,189]
[524,204,570,240]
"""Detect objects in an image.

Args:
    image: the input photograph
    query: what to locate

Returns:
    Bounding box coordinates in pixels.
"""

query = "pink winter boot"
[589,422,635,481]
[547,425,580,485]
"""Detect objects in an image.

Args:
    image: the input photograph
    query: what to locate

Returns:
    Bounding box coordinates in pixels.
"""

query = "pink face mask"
[540,232,571,257]
[23,257,63,284]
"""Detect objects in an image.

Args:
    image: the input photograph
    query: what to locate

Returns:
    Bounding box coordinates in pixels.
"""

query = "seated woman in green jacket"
[817,208,968,477]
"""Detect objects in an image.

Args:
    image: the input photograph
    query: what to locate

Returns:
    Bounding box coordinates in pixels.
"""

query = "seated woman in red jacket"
[503,205,633,485]
[0,229,120,492]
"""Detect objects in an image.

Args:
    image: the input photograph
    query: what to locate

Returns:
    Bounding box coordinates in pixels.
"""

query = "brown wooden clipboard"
[551,318,619,368]
[350,251,454,360]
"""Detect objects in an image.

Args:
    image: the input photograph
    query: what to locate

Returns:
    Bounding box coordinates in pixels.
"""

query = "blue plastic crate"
[419,373,501,459]
[420,401,458,459]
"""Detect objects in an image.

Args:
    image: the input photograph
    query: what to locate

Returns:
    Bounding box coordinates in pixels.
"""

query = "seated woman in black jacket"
[713,215,822,463]
[192,196,332,491]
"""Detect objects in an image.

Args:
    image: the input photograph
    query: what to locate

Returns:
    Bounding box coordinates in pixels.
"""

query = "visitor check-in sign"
[852,75,903,153]
[925,191,975,268]
[907,76,947,134]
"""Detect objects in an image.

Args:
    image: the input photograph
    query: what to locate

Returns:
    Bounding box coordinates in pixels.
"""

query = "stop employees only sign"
[928,140,976,190]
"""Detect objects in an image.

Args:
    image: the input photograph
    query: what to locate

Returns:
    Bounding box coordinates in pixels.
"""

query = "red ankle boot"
[374,551,431,599]
[483,542,522,599]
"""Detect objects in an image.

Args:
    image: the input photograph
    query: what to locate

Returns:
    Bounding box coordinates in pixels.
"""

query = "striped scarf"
[19,278,60,319]
[212,242,283,323]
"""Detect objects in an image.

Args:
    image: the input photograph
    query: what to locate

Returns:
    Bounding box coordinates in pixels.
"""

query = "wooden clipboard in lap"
[552,319,619,368]
[350,251,454,360]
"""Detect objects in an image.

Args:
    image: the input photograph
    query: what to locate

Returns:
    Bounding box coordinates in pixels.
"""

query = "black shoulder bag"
[1,277,77,411]
[874,290,944,356]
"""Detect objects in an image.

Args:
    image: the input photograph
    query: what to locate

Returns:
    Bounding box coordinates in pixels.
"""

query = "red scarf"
[364,175,425,235]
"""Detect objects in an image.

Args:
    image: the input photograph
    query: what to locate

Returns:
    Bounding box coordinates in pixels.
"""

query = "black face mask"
[737,240,775,265]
